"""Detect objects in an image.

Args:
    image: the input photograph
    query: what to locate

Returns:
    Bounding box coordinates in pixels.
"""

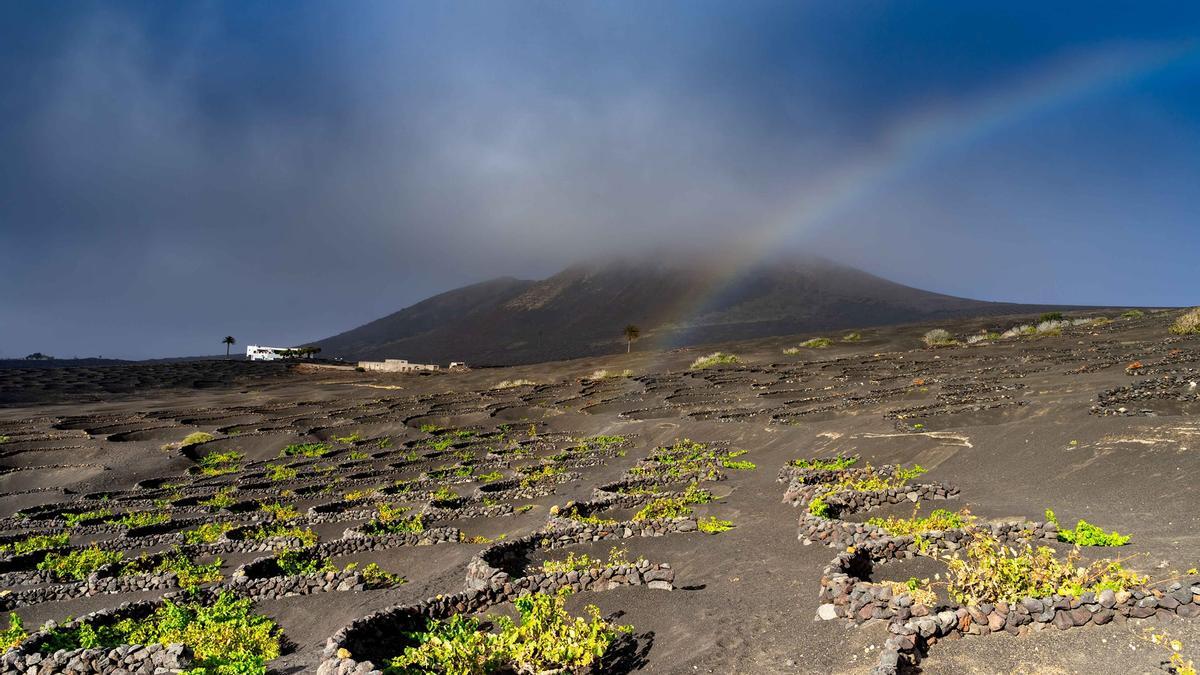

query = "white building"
[246,345,293,361]
[358,358,440,373]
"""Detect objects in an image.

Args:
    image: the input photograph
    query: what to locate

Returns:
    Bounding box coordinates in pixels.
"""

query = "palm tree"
[222,336,236,359]
[623,324,640,353]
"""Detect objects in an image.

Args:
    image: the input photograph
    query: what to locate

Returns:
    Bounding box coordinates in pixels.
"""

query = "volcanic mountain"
[313,255,1054,366]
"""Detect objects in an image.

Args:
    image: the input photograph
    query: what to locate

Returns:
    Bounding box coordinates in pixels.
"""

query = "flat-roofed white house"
[246,345,293,361]
[357,358,440,373]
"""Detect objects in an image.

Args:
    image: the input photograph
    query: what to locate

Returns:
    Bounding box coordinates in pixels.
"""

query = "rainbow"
[646,41,1196,353]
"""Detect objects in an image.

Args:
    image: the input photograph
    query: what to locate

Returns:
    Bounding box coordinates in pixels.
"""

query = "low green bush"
[199,488,236,509]
[38,592,281,674]
[788,455,858,471]
[279,442,330,458]
[180,432,215,446]
[1170,307,1200,335]
[64,508,113,527]
[122,550,224,589]
[107,511,170,529]
[1046,509,1130,546]
[868,507,972,536]
[0,532,70,555]
[541,546,641,574]
[362,512,425,536]
[688,352,740,370]
[274,549,336,576]
[384,590,628,675]
[697,516,734,534]
[945,528,1145,605]
[2,614,27,650]
[37,546,124,581]
[246,523,317,546]
[197,450,243,476]
[183,522,235,545]
[265,463,298,481]
[922,328,958,348]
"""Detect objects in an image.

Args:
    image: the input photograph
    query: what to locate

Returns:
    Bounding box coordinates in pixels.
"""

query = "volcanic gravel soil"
[1,308,1199,673]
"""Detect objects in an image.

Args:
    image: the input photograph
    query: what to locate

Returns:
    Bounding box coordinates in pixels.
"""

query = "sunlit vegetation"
[921,328,958,348]
[121,550,224,589]
[200,487,236,509]
[106,511,169,529]
[1045,509,1130,546]
[64,508,113,527]
[867,507,973,536]
[384,590,629,675]
[494,379,537,389]
[362,511,425,536]
[37,592,282,674]
[37,546,124,581]
[689,352,739,370]
[798,337,833,349]
[353,562,406,587]
[258,501,299,521]
[0,532,69,556]
[519,464,565,488]
[343,487,381,502]
[183,521,235,545]
[274,548,336,576]
[161,431,215,452]
[631,439,753,481]
[788,455,858,471]
[197,450,244,476]
[807,463,927,519]
[541,546,642,574]
[876,577,937,607]
[279,442,330,458]
[265,463,298,481]
[1,614,26,651]
[633,483,713,521]
[1170,307,1200,335]
[943,527,1146,605]
[246,523,318,546]
[697,516,734,534]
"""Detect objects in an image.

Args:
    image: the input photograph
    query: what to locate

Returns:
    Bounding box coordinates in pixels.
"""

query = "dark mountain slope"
[313,256,1060,365]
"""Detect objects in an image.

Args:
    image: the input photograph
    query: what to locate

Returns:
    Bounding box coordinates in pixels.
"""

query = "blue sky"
[1,1,1198,358]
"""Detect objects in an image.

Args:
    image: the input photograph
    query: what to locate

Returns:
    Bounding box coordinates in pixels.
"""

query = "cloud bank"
[1,2,1198,358]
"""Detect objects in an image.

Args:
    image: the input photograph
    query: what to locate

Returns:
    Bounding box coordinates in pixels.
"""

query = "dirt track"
[2,308,1198,674]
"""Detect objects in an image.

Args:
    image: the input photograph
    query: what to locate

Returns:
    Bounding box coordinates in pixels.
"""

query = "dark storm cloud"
[2,1,1199,358]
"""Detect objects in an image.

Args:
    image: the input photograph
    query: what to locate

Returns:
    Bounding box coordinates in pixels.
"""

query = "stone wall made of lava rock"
[0,570,180,611]
[334,525,462,549]
[783,479,958,514]
[464,527,676,594]
[870,581,1200,675]
[228,567,366,600]
[813,520,1058,625]
[1,598,193,675]
[314,589,500,675]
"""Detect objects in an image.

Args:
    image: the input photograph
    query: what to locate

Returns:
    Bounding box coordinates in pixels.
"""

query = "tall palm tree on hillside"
[222,336,236,359]
[623,324,640,353]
